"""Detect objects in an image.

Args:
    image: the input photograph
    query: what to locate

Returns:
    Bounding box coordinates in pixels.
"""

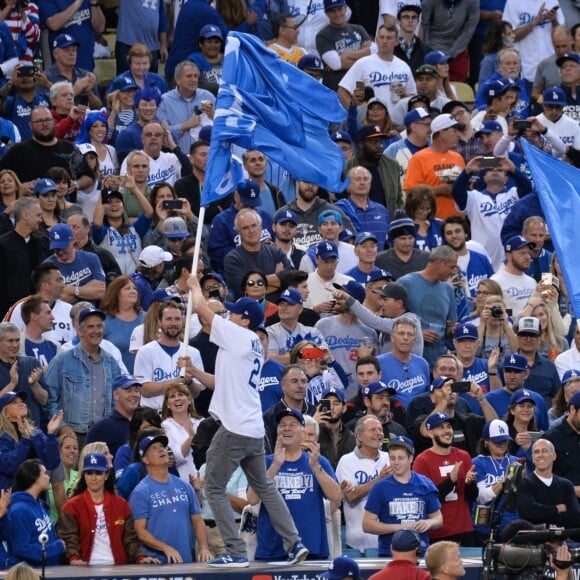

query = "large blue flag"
[202,32,348,206]
[521,140,580,317]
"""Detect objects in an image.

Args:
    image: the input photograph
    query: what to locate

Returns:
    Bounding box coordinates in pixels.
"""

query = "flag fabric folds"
[521,140,580,318]
[202,32,348,206]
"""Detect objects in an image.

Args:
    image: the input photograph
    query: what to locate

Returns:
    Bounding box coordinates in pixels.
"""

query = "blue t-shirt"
[377,352,430,410]
[129,474,200,563]
[44,250,105,288]
[365,472,441,557]
[414,219,443,252]
[117,0,168,50]
[255,452,336,560]
[258,358,284,412]
[463,250,495,299]
[23,338,58,368]
[40,0,94,71]
[485,388,549,430]
[460,358,490,415]
[4,92,51,140]
[104,312,145,373]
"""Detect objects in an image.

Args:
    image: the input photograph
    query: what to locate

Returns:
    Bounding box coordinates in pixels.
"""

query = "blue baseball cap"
[199,125,212,143]
[339,227,355,242]
[34,178,57,196]
[484,79,509,103]
[82,452,109,473]
[510,388,536,406]
[318,209,342,225]
[424,50,452,65]
[404,107,431,128]
[224,297,263,327]
[503,353,529,371]
[543,86,566,106]
[112,374,142,391]
[321,555,360,580]
[273,208,298,225]
[149,288,182,304]
[277,288,303,306]
[355,231,378,245]
[569,391,580,408]
[139,434,169,457]
[0,391,27,413]
[366,268,393,284]
[236,179,261,207]
[387,435,415,454]
[199,272,226,287]
[430,376,452,392]
[556,52,580,67]
[474,120,503,137]
[276,407,305,426]
[324,0,346,9]
[482,419,512,443]
[330,130,352,144]
[504,235,535,252]
[162,216,189,239]
[363,380,395,397]
[78,307,105,325]
[332,280,366,303]
[49,223,73,249]
[108,76,139,92]
[52,33,79,50]
[321,387,345,403]
[315,240,339,260]
[298,54,324,71]
[562,369,580,386]
[199,24,223,40]
[425,411,454,430]
[454,323,478,341]
[392,529,425,552]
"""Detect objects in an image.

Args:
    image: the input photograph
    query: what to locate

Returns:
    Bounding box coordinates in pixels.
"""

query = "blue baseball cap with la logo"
[273,208,298,225]
[315,240,339,259]
[454,323,478,341]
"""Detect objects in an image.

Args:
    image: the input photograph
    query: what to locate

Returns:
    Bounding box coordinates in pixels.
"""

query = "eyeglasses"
[400,14,419,20]
[246,279,265,287]
[143,132,164,137]
[31,118,54,125]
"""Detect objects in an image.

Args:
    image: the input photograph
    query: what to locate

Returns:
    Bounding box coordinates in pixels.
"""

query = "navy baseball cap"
[425,412,454,430]
[315,240,339,259]
[504,235,535,252]
[200,272,226,287]
[430,376,452,392]
[389,210,416,240]
[49,223,73,249]
[355,231,378,245]
[442,100,469,115]
[474,120,503,137]
[482,419,512,443]
[52,33,79,50]
[556,52,580,67]
[380,282,408,303]
[404,107,431,127]
[321,556,360,580]
[298,54,324,71]
[109,76,139,92]
[34,178,57,196]
[277,288,303,306]
[321,387,345,403]
[224,297,263,327]
[339,228,355,242]
[139,434,169,457]
[387,435,415,454]
[424,50,452,65]
[397,4,421,18]
[276,408,305,426]
[82,452,109,473]
[78,307,105,325]
[569,391,580,408]
[510,388,535,406]
[318,209,342,225]
[324,0,346,9]
[0,391,27,413]
[543,86,566,106]
[503,353,528,371]
[149,288,182,304]
[199,125,212,143]
[330,130,352,144]
[562,369,580,386]
[273,208,298,225]
[363,380,395,397]
[236,179,261,207]
[332,280,366,303]
[358,124,388,140]
[366,268,393,284]
[484,79,509,102]
[392,529,424,552]
[454,323,478,341]
[199,24,223,40]
[112,374,142,391]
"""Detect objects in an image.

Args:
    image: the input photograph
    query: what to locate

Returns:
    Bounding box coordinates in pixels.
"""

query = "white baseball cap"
[138,245,172,267]
[431,113,464,134]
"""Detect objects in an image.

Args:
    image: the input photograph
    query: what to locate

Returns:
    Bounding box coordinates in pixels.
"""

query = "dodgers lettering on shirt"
[354,467,380,485]
[378,353,429,409]
[152,366,181,381]
[232,227,271,247]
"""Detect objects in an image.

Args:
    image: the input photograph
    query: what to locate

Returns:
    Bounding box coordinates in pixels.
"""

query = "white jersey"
[129,314,202,353]
[490,268,537,318]
[537,112,580,153]
[287,0,331,56]
[298,241,358,274]
[76,186,100,223]
[7,298,73,346]
[336,448,390,551]
[555,346,580,379]
[457,187,521,271]
[120,150,181,186]
[61,338,129,374]
[503,0,564,82]
[339,54,416,116]
[209,314,265,438]
[133,340,204,411]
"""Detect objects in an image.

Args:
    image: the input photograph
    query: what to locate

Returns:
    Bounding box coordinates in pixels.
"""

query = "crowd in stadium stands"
[0,0,579,573]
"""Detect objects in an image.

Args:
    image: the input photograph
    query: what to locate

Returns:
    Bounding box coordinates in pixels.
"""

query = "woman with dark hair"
[113,407,162,479]
[404,185,443,252]
[216,0,259,33]
[46,167,80,218]
[59,452,158,566]
[6,459,66,567]
[478,21,515,85]
[504,389,538,463]
[472,419,519,541]
[242,269,277,322]
[101,276,145,372]
[0,392,62,492]
[348,97,400,150]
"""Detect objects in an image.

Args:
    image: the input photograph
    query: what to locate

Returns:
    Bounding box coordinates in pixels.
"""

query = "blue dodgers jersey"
[377,353,430,409]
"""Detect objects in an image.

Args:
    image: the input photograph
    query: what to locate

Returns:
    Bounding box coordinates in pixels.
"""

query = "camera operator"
[477,294,518,359]
[516,439,580,529]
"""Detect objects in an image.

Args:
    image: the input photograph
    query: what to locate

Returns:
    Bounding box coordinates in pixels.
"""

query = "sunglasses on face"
[246,279,265,287]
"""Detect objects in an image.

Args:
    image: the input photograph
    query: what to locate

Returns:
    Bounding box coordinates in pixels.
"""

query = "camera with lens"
[491,306,505,318]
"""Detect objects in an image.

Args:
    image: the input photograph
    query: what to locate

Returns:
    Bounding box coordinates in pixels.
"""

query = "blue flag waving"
[202,32,348,206]
[521,140,580,317]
